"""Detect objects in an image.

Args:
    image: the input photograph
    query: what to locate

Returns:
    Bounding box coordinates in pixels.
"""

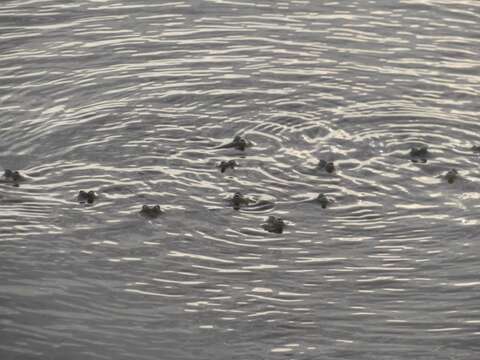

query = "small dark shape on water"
[445,169,458,184]
[1,169,26,186]
[317,193,332,209]
[216,135,250,151]
[230,191,252,210]
[262,215,285,234]
[318,160,335,173]
[471,145,480,152]
[410,146,429,163]
[140,205,163,219]
[77,190,97,204]
[218,160,238,173]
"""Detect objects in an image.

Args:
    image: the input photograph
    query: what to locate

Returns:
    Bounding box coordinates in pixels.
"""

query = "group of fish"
[0,136,463,234]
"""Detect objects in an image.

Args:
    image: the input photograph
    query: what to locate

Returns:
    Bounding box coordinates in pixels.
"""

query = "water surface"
[1,0,480,359]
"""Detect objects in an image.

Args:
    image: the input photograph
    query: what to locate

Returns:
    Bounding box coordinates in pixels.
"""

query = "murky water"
[1,0,480,359]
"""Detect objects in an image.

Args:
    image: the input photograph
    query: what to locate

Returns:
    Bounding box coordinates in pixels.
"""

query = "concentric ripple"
[1,0,480,359]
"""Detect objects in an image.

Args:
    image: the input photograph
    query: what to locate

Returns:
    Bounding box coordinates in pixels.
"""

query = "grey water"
[1,0,480,359]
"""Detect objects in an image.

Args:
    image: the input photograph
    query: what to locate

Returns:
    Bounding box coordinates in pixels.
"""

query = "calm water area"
[1,0,480,359]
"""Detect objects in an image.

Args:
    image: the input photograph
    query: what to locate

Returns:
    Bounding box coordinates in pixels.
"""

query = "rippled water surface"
[1,0,480,359]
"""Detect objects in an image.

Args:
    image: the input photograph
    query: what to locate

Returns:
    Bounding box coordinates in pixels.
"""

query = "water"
[1,0,480,359]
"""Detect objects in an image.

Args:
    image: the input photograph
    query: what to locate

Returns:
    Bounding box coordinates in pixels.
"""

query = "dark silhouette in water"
[316,193,332,209]
[228,192,275,211]
[218,160,238,173]
[262,215,285,234]
[410,146,429,163]
[77,190,97,204]
[1,169,26,186]
[216,135,251,151]
[445,169,458,184]
[140,205,163,219]
[230,192,252,210]
[318,160,335,173]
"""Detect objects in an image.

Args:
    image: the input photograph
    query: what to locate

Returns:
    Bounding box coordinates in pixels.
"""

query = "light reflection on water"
[1,0,480,359]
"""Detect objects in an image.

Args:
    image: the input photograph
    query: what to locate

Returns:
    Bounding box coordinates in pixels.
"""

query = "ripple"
[1,0,480,359]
